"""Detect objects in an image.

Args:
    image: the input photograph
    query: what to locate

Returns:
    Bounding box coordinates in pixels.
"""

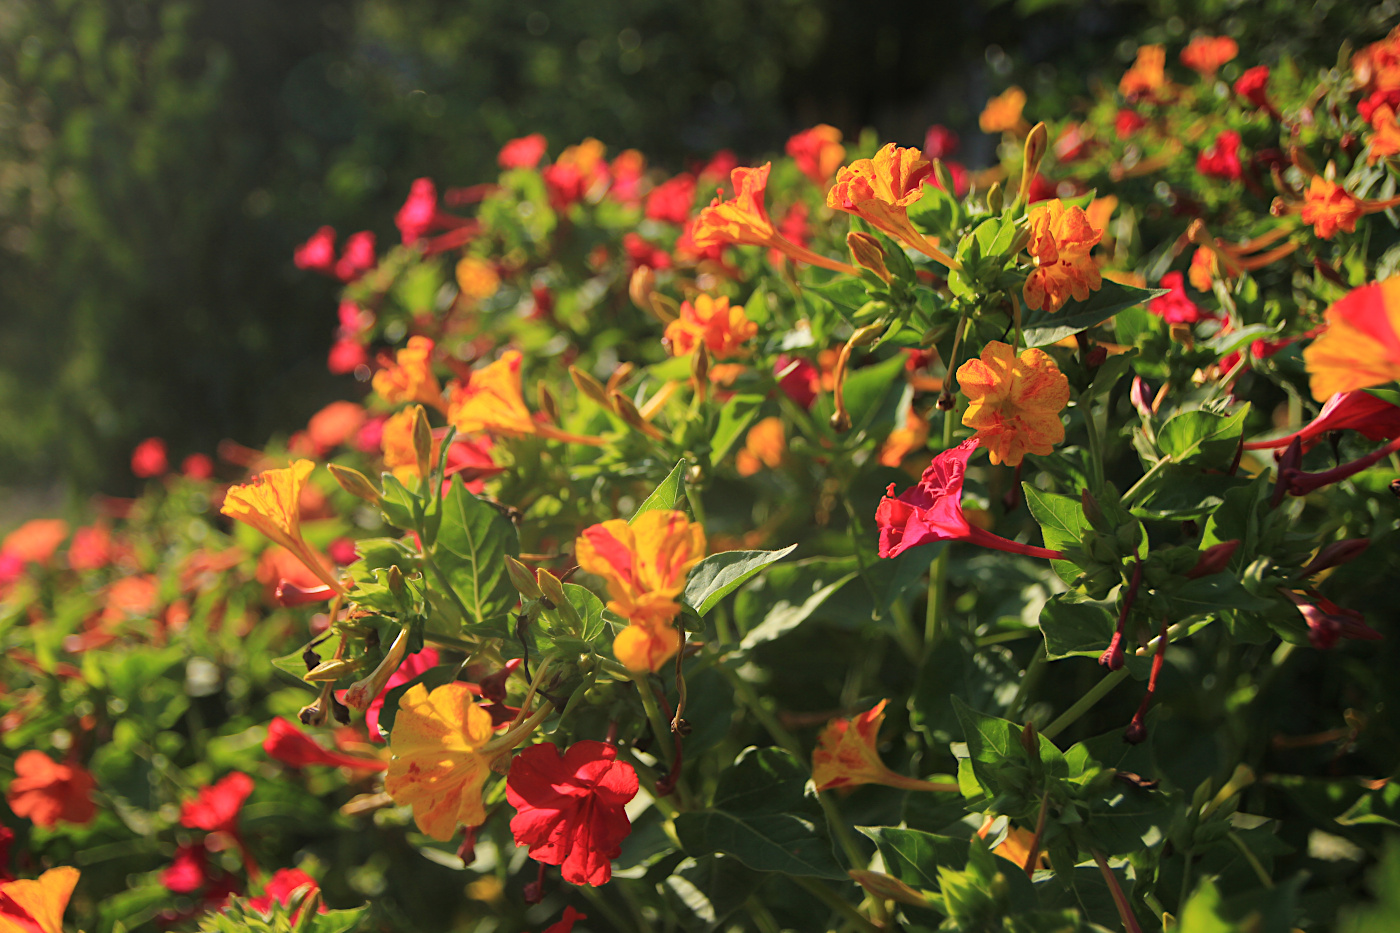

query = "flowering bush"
[6,22,1400,933]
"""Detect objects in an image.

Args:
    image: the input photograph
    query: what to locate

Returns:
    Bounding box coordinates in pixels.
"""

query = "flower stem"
[1121,455,1173,507]
[1041,667,1130,740]
[1092,848,1143,933]
[632,672,675,770]
[925,403,958,652]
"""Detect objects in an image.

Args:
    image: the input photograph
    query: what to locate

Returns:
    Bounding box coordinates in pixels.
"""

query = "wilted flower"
[956,341,1071,467]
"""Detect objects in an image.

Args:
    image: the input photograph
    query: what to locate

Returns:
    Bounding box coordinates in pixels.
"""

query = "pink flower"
[1282,591,1381,650]
[293,226,337,274]
[1149,272,1210,324]
[1243,391,1400,451]
[775,356,819,409]
[327,338,368,375]
[182,454,215,480]
[923,124,960,159]
[499,133,548,169]
[333,230,376,282]
[396,178,442,244]
[131,437,169,478]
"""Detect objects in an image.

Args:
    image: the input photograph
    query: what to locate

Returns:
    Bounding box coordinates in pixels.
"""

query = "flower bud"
[1130,376,1154,420]
[932,159,956,200]
[478,657,523,702]
[986,182,1004,215]
[628,265,658,316]
[1081,489,1106,529]
[569,366,614,410]
[1299,538,1369,577]
[505,555,543,599]
[691,343,710,401]
[343,626,411,710]
[611,390,664,439]
[1186,540,1239,579]
[411,404,433,480]
[304,656,368,683]
[328,463,381,504]
[536,382,559,423]
[1019,123,1050,202]
[536,568,566,610]
[846,231,892,284]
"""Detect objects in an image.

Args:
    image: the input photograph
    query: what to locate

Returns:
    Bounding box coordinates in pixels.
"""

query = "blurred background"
[0,0,1391,504]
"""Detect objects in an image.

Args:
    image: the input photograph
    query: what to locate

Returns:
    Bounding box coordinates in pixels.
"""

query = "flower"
[68,524,114,571]
[1149,271,1209,324]
[456,257,500,301]
[543,139,608,209]
[245,868,325,919]
[1115,109,1148,139]
[575,510,706,672]
[785,124,846,187]
[813,700,950,792]
[351,647,440,742]
[328,338,368,375]
[293,226,337,274]
[131,437,169,478]
[1300,177,1363,239]
[1197,130,1242,181]
[0,866,80,933]
[923,124,960,159]
[1353,26,1400,97]
[1281,591,1381,650]
[307,401,367,455]
[506,740,640,886]
[737,417,786,476]
[1234,66,1274,110]
[161,844,209,894]
[664,294,757,359]
[956,341,1070,467]
[775,356,820,409]
[1244,391,1400,451]
[181,772,254,834]
[876,438,1064,559]
[182,453,215,480]
[1188,247,1218,292]
[499,133,548,170]
[1367,105,1400,163]
[373,336,443,409]
[879,407,930,467]
[1119,45,1167,100]
[333,230,376,282]
[1022,199,1104,313]
[540,907,587,933]
[5,751,96,829]
[221,460,343,593]
[645,174,697,225]
[609,149,646,204]
[979,87,1026,134]
[2,520,69,567]
[447,350,535,436]
[384,682,496,840]
[624,233,672,271]
[1303,278,1400,400]
[263,717,387,771]
[827,144,958,268]
[1180,35,1237,75]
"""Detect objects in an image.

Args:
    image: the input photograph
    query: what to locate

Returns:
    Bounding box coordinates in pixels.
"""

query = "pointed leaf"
[631,459,687,521]
[1021,281,1164,348]
[436,477,519,626]
[682,544,797,617]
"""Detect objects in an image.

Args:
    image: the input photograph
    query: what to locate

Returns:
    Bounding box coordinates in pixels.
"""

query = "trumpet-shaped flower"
[813,700,951,792]
[1303,279,1400,400]
[1367,105,1400,163]
[221,461,343,593]
[5,752,96,829]
[506,740,640,886]
[1023,199,1103,313]
[263,717,386,772]
[956,341,1070,466]
[978,87,1026,134]
[373,336,442,409]
[385,682,496,840]
[1244,391,1400,451]
[1180,36,1237,75]
[0,867,80,933]
[827,144,957,268]
[664,294,757,359]
[447,351,536,437]
[876,438,1064,559]
[576,511,706,672]
[785,124,846,187]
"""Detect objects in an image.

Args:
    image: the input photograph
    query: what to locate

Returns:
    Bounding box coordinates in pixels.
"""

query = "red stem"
[967,526,1065,561]
[1093,848,1144,933]
[1100,560,1142,671]
[1284,435,1400,496]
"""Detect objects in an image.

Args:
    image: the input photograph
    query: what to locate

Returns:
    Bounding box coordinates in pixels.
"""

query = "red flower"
[1197,130,1243,181]
[4,751,97,829]
[645,174,697,225]
[785,124,845,187]
[609,150,647,205]
[923,124,960,159]
[294,226,337,274]
[768,202,812,267]
[1234,66,1272,110]
[506,741,640,886]
[396,178,441,244]
[1243,391,1400,451]
[1025,172,1057,203]
[181,453,214,480]
[162,843,209,894]
[541,906,587,933]
[697,149,738,181]
[1149,272,1210,324]
[67,525,114,571]
[876,438,1063,560]
[328,338,368,375]
[263,717,387,771]
[1282,591,1381,650]
[180,772,253,834]
[499,133,548,170]
[1115,109,1148,140]
[623,233,672,271]
[131,437,169,478]
[775,356,819,409]
[333,230,376,282]
[245,868,325,920]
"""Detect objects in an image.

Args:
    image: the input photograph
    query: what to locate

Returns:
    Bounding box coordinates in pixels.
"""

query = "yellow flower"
[456,257,500,301]
[381,406,427,483]
[664,294,757,360]
[957,341,1071,466]
[1022,198,1104,314]
[221,460,344,593]
[979,86,1027,134]
[812,700,951,793]
[372,336,443,410]
[447,350,536,437]
[737,416,786,476]
[384,682,496,840]
[1300,177,1363,240]
[0,866,80,933]
[1120,45,1167,100]
[827,143,957,269]
[576,511,706,672]
[1303,279,1400,401]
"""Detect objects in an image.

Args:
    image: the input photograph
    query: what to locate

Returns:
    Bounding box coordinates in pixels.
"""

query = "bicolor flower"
[1243,391,1400,451]
[663,294,757,359]
[506,740,640,886]
[827,144,959,269]
[1022,199,1104,313]
[876,438,1064,559]
[1300,177,1363,239]
[385,682,496,840]
[1303,279,1400,400]
[221,461,345,594]
[956,341,1071,467]
[0,866,79,933]
[575,511,706,672]
[813,700,955,793]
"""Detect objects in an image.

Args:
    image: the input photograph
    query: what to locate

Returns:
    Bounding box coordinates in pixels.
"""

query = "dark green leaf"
[682,544,798,617]
[737,559,859,651]
[843,353,911,432]
[1040,596,1115,660]
[436,477,519,625]
[673,809,847,879]
[1164,575,1273,617]
[1023,485,1088,586]
[860,826,969,891]
[1157,405,1250,465]
[1021,282,1164,348]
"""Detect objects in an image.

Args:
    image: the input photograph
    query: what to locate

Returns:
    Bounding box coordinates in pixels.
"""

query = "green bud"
[328,463,381,504]
[504,555,543,599]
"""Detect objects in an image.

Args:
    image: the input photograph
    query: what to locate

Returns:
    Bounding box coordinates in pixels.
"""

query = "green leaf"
[710,393,765,467]
[860,826,970,891]
[682,544,797,617]
[1177,878,1234,933]
[665,855,762,928]
[1039,595,1115,660]
[378,473,420,530]
[1163,575,1273,617]
[673,809,848,879]
[1157,405,1250,465]
[565,582,608,644]
[843,353,910,432]
[712,746,810,813]
[1021,282,1164,348]
[631,459,687,521]
[1023,485,1089,586]
[1340,838,1400,933]
[436,477,519,626]
[736,559,859,651]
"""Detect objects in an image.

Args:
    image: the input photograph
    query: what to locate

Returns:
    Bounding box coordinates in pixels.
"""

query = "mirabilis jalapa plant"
[6,23,1400,933]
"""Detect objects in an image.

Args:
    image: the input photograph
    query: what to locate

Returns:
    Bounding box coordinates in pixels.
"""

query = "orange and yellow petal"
[1300,177,1363,240]
[957,342,1070,466]
[373,336,443,408]
[0,866,80,933]
[385,682,496,840]
[1304,279,1400,401]
[1022,199,1104,313]
[220,460,316,553]
[613,617,683,673]
[979,87,1027,134]
[691,164,776,249]
[447,350,536,437]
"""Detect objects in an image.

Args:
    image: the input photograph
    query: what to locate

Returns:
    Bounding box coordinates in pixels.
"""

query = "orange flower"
[1180,36,1238,75]
[664,294,757,359]
[957,341,1070,466]
[979,86,1027,134]
[372,336,443,410]
[1353,25,1400,95]
[5,751,96,829]
[878,407,930,468]
[447,350,536,436]
[827,144,958,268]
[1119,45,1167,100]
[1300,177,1363,239]
[101,574,159,624]
[221,460,344,594]
[693,163,858,275]
[1303,279,1400,401]
[456,257,501,301]
[785,125,846,187]
[384,682,496,840]
[1022,199,1104,313]
[1367,105,1400,164]
[307,401,366,454]
[381,407,427,482]
[736,417,786,476]
[575,511,706,672]
[1,520,69,566]
[0,866,80,933]
[812,700,952,793]
[1188,246,1218,291]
